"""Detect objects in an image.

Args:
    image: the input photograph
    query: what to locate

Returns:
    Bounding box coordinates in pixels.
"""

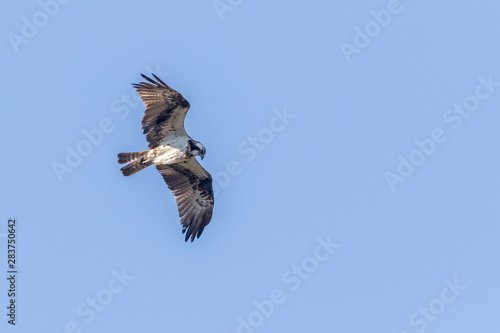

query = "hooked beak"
[200,153,205,160]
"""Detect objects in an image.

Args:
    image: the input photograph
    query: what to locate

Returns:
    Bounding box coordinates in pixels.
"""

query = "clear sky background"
[1,0,499,332]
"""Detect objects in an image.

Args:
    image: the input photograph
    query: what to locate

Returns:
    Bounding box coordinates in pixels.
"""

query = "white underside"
[151,147,185,165]
[150,135,189,165]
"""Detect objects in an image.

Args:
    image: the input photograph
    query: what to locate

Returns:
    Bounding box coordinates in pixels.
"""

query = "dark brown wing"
[132,73,190,148]
[157,158,214,242]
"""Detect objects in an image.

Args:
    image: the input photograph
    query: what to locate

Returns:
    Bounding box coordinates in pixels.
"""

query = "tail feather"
[117,150,149,164]
[117,150,152,177]
[120,160,152,176]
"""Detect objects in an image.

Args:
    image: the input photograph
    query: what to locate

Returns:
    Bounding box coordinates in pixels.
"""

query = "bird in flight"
[118,74,214,242]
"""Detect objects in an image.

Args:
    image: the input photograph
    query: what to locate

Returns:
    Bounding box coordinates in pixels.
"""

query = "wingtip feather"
[151,73,168,87]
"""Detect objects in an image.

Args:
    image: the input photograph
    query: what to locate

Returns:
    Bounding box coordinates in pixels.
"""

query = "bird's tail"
[117,150,153,177]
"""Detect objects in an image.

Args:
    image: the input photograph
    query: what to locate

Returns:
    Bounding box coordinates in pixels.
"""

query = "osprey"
[118,74,214,242]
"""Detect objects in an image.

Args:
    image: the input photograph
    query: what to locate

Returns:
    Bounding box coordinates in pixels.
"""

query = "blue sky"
[1,0,500,332]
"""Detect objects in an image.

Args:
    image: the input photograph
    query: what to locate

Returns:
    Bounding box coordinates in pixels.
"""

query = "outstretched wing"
[157,158,214,242]
[132,73,190,148]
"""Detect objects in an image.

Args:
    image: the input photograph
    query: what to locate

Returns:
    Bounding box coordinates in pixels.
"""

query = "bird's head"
[190,140,206,160]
